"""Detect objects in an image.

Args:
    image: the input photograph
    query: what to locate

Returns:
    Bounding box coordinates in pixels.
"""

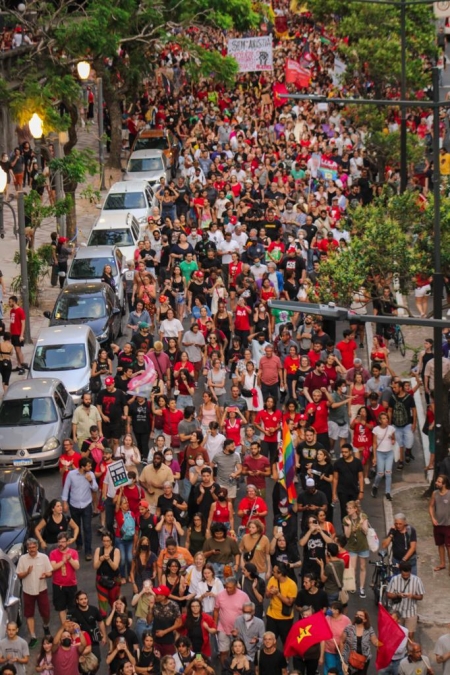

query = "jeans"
[70,503,93,555]
[379,659,403,675]
[373,450,394,494]
[261,381,279,404]
[176,395,193,411]
[104,497,116,539]
[117,538,133,578]
[135,618,153,647]
[324,652,344,675]
[180,477,192,502]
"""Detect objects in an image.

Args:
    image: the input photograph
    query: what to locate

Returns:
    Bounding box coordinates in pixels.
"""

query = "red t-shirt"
[352,422,373,450]
[284,356,301,376]
[238,496,267,527]
[307,349,322,368]
[336,339,358,370]
[59,452,81,485]
[235,306,251,331]
[224,418,243,446]
[305,401,329,434]
[10,306,25,336]
[255,410,282,442]
[229,261,243,287]
[242,455,270,489]
[49,548,79,586]
[161,409,184,436]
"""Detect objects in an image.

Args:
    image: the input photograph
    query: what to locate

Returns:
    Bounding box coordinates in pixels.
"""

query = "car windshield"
[54,295,106,320]
[88,229,134,247]
[128,158,164,173]
[134,137,167,151]
[103,192,146,210]
[33,344,87,371]
[0,496,25,528]
[69,257,118,279]
[0,397,58,426]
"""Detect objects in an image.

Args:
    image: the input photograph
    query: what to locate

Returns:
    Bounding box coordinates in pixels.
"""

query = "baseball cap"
[139,500,149,509]
[153,585,171,596]
[194,271,204,279]
[159,295,168,303]
[138,322,150,330]
[306,478,315,487]
[288,246,297,253]
[230,216,237,224]
[299,413,308,421]
[105,376,114,386]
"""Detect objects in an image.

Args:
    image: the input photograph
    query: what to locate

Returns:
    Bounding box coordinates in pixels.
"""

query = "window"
[69,257,118,279]
[56,383,69,407]
[133,137,167,151]
[103,192,146,210]
[32,344,87,372]
[0,398,58,425]
[54,295,107,320]
[0,560,10,604]
[127,157,164,173]
[0,496,25,529]
[88,230,134,247]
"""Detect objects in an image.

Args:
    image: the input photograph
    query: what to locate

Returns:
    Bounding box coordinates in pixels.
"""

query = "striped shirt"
[387,573,425,617]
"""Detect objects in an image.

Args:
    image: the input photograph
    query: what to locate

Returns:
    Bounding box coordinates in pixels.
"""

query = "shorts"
[394,424,414,449]
[23,590,50,620]
[349,549,370,559]
[414,285,431,297]
[192,361,202,374]
[13,173,24,187]
[402,615,418,633]
[11,334,23,347]
[433,525,450,547]
[52,584,77,611]
[217,630,232,653]
[220,483,237,499]
[103,423,123,440]
[328,421,349,440]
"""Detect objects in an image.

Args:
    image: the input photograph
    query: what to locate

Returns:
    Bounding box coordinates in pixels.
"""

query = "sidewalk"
[0,126,121,391]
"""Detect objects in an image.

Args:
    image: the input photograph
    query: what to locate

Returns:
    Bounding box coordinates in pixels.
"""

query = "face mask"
[165,454,173,462]
[280,507,288,515]
[341,386,347,394]
[196,459,205,466]
[243,613,253,621]
[140,544,149,551]
[255,262,260,267]
[354,617,363,625]
[61,638,72,648]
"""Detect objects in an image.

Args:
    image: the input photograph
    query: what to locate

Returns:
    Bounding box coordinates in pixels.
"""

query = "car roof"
[106,180,151,194]
[3,378,63,399]
[0,468,29,489]
[93,213,139,229]
[56,282,110,297]
[73,245,119,259]
[138,130,168,139]
[35,324,94,345]
[129,149,165,160]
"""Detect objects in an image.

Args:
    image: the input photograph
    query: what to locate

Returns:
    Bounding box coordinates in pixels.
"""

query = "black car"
[0,469,47,562]
[44,282,122,345]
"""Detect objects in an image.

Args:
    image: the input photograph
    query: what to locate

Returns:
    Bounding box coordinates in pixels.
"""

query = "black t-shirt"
[137,650,161,673]
[297,489,328,532]
[261,219,282,241]
[188,280,208,302]
[131,332,154,352]
[97,388,128,419]
[157,493,185,521]
[279,255,306,281]
[192,481,221,519]
[333,457,363,495]
[295,588,329,613]
[296,442,324,472]
[117,350,135,372]
[388,393,416,428]
[71,605,103,644]
[387,525,417,561]
[43,515,72,544]
[138,514,160,554]
[258,649,287,675]
[129,400,151,434]
[108,627,139,653]
[302,531,327,576]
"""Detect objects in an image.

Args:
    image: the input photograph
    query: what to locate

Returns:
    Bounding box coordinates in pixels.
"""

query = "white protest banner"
[227,36,273,72]
[108,459,129,488]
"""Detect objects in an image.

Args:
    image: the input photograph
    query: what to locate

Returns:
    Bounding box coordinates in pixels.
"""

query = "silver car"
[66,245,125,310]
[0,549,21,639]
[123,149,171,186]
[0,379,74,469]
[29,325,99,404]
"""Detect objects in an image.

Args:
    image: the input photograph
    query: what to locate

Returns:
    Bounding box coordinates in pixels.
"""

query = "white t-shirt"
[205,433,226,461]
[160,318,183,338]
[219,239,240,264]
[373,424,396,453]
[435,634,450,675]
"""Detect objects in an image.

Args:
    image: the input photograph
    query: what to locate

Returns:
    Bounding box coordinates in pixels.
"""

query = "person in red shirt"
[237,484,268,530]
[242,441,271,499]
[307,341,324,369]
[350,406,374,483]
[336,330,358,370]
[49,533,80,624]
[317,231,339,255]
[254,396,282,465]
[153,397,184,448]
[305,389,331,449]
[283,344,301,400]
[8,295,26,372]
[234,297,252,346]
[59,439,81,485]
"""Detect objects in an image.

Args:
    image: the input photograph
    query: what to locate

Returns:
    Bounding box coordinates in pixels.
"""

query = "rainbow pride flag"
[278,421,297,503]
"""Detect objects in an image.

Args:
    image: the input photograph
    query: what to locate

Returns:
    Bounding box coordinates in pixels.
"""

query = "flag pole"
[333,639,347,672]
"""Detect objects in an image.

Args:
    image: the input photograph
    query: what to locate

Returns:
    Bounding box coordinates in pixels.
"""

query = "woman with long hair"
[349,372,367,421]
[35,636,54,675]
[161,558,189,609]
[350,407,374,483]
[222,637,255,675]
[116,434,141,473]
[239,519,270,579]
[155,510,184,549]
[114,496,137,584]
[239,361,263,422]
[195,563,224,615]
[185,551,206,599]
[198,390,220,436]
[101,264,116,291]
[169,265,187,322]
[343,501,370,599]
[93,531,121,617]
[324,601,351,675]
[185,513,207,557]
[238,563,265,619]
[206,488,234,535]
[175,368,195,411]
[214,300,233,346]
[34,498,79,552]
[341,609,379,675]
[174,599,217,659]
[135,632,160,674]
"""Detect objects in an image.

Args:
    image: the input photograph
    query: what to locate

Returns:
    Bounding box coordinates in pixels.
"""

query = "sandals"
[434,565,446,572]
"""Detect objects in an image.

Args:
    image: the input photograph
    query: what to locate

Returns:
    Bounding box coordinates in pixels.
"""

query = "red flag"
[375,604,406,670]
[284,611,333,658]
[285,59,311,89]
[273,82,288,108]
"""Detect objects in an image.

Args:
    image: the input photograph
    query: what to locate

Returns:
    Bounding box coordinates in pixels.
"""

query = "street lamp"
[29,113,43,170]
[76,60,106,191]
[0,167,7,239]
[77,60,91,81]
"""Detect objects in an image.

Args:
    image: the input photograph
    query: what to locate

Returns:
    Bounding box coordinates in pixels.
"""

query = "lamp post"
[0,167,7,239]
[17,192,31,343]
[28,112,43,170]
[77,60,106,191]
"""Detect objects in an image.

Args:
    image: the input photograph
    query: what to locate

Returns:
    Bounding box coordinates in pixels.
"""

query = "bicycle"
[369,551,396,607]
[386,324,406,357]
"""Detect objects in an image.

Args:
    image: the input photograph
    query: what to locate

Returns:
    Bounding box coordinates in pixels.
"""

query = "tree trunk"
[65,183,78,240]
[63,102,79,240]
[101,76,123,170]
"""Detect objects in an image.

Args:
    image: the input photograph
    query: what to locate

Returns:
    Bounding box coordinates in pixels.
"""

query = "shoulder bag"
[241,374,256,398]
[366,521,380,552]
[277,579,293,617]
[243,534,263,563]
[328,561,349,605]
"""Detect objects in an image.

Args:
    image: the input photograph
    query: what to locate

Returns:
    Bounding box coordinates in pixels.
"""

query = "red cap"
[105,376,115,386]
[288,246,297,253]
[195,271,204,278]
[58,237,68,244]
[139,500,149,509]
[153,585,171,596]
[299,413,308,420]
[159,295,168,303]
[230,216,237,224]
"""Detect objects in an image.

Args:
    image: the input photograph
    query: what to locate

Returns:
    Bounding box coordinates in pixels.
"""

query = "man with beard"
[71,590,107,663]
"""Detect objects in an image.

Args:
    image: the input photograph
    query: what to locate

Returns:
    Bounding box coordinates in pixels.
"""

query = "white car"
[66,245,125,310]
[29,325,99,404]
[88,212,142,259]
[123,149,171,187]
[98,180,156,226]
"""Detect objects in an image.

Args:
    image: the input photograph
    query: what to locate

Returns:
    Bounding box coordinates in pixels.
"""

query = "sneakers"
[85,554,93,561]
[359,343,364,348]
[43,626,51,637]
[405,449,415,463]
[397,461,404,471]
[364,477,371,485]
[29,637,38,649]
[359,588,366,598]
[385,493,392,501]
[371,486,378,498]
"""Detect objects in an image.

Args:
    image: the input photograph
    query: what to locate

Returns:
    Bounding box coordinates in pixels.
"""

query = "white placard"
[227,36,273,72]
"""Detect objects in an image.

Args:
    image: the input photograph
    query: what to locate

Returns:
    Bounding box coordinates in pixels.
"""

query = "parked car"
[29,325,99,404]
[66,245,125,309]
[0,379,74,469]
[123,149,171,186]
[43,282,122,345]
[131,129,180,176]
[0,468,47,565]
[88,212,142,259]
[97,180,156,225]
[0,548,22,638]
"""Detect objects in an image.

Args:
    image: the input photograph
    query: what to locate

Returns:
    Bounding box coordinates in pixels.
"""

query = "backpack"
[121,511,136,541]
[391,395,409,427]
